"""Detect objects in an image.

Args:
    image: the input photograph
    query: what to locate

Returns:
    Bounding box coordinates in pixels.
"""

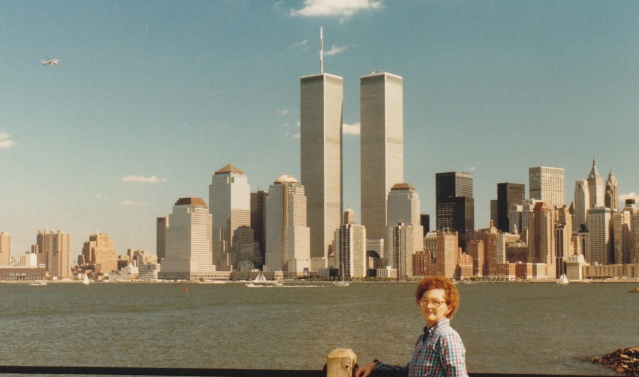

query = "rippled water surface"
[1,281,636,375]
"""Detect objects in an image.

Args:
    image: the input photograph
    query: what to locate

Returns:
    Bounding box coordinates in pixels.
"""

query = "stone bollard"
[327,348,357,377]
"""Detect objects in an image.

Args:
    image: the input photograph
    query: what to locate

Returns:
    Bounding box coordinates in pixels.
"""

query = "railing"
[0,349,602,377]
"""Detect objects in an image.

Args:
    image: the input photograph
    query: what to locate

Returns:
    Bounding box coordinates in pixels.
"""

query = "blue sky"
[1,0,638,260]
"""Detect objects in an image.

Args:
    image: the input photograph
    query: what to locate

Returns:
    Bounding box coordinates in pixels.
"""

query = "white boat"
[82,274,90,286]
[557,274,569,286]
[246,272,268,287]
[333,281,349,287]
[29,280,47,286]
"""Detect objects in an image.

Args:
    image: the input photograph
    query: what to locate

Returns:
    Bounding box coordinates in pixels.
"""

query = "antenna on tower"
[319,27,324,74]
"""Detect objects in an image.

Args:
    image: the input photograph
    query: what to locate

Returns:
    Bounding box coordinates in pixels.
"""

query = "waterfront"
[1,282,636,375]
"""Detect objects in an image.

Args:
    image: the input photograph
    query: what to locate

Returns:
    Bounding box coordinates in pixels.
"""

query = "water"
[1,281,637,375]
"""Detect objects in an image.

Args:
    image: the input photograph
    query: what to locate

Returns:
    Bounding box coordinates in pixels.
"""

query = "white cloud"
[122,175,167,183]
[325,44,347,56]
[343,122,360,135]
[121,200,149,207]
[277,109,290,116]
[291,0,383,17]
[293,39,309,49]
[0,133,16,149]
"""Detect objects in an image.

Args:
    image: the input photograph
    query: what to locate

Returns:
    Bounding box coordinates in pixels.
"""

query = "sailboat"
[246,272,267,287]
[557,273,569,286]
[82,273,90,286]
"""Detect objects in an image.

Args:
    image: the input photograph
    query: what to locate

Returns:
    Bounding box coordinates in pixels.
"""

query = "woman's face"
[419,288,451,326]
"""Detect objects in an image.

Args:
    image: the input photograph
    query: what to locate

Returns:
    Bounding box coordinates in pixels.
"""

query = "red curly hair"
[415,276,460,320]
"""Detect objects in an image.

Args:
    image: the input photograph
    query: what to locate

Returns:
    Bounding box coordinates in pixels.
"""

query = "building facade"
[587,160,605,209]
[264,176,311,275]
[300,72,343,264]
[33,230,72,279]
[435,172,474,251]
[0,232,10,266]
[385,223,414,278]
[79,233,118,274]
[529,166,564,208]
[159,197,216,280]
[360,71,404,241]
[573,180,590,232]
[387,183,424,254]
[209,164,253,270]
[156,217,168,262]
[334,221,367,279]
[496,182,525,233]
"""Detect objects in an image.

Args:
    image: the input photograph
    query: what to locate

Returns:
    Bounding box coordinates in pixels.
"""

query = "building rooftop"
[175,197,207,206]
[275,175,298,184]
[215,163,245,175]
[390,183,415,191]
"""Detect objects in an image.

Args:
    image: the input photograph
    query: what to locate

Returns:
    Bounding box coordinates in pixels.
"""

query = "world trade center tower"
[360,71,404,240]
[300,72,343,263]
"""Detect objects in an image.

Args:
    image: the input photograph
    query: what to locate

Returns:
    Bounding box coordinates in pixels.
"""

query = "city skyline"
[2,1,639,259]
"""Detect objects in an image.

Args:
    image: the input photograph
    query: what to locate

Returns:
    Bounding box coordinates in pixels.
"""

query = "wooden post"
[326,348,357,377]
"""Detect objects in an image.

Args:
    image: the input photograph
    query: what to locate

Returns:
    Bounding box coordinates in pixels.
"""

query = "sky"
[1,0,639,260]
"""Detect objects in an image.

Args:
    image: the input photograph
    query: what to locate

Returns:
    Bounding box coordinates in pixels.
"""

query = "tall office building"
[0,232,10,266]
[156,217,168,262]
[386,224,414,278]
[436,229,458,278]
[33,230,72,279]
[159,198,216,280]
[586,207,612,265]
[496,183,525,233]
[435,172,474,251]
[300,34,343,264]
[264,175,311,275]
[209,164,253,270]
[527,202,557,278]
[334,216,367,279]
[587,160,604,208]
[79,233,118,273]
[360,71,404,240]
[605,170,619,210]
[387,183,424,254]
[250,190,268,263]
[573,180,590,232]
[529,166,564,208]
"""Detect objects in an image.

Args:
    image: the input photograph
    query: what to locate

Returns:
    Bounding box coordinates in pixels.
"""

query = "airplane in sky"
[42,59,60,66]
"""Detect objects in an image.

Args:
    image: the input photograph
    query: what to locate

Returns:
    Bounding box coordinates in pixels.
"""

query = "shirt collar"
[424,317,450,336]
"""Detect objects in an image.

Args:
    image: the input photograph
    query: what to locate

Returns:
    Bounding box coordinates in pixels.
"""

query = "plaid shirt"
[375,318,468,377]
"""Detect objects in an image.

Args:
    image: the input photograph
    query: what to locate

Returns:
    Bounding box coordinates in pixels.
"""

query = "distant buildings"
[334,211,366,279]
[156,217,168,262]
[32,230,72,279]
[0,232,10,266]
[159,198,216,280]
[387,183,423,255]
[78,233,118,274]
[496,183,525,233]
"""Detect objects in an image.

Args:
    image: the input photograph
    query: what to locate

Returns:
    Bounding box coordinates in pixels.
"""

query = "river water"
[1,281,636,375]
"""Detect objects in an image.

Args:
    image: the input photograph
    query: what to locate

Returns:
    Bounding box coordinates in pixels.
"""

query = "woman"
[355,276,468,377]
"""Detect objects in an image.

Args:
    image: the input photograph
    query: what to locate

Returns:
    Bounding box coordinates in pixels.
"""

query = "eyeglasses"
[419,299,446,308]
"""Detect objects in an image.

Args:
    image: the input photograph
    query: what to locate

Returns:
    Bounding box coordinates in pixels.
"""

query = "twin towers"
[300,65,404,263]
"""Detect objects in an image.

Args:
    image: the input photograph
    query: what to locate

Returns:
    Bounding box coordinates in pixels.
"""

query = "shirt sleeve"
[439,331,468,377]
[374,360,409,375]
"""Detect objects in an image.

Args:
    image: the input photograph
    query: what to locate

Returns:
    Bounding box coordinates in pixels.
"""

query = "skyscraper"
[496,182,525,233]
[300,31,343,264]
[387,183,424,254]
[529,166,564,208]
[250,190,268,263]
[605,170,619,210]
[160,197,216,280]
[386,224,414,278]
[587,160,604,208]
[573,180,590,232]
[264,175,311,275]
[0,232,10,266]
[586,207,612,265]
[209,163,252,270]
[79,233,118,273]
[435,172,474,251]
[156,217,168,263]
[334,212,366,279]
[360,71,403,241]
[527,202,557,278]
[33,230,72,279]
